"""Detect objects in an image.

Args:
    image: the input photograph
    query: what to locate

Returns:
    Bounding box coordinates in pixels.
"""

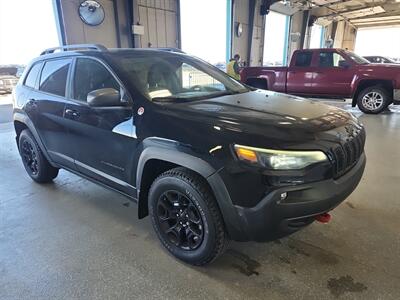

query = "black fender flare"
[136,146,245,240]
[13,110,57,167]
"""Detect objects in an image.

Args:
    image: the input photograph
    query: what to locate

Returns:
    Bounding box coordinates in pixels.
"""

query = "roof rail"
[40,44,107,56]
[156,48,185,53]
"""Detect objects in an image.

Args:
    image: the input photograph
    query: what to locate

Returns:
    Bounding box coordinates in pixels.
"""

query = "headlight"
[234,144,328,170]
[0,80,3,85]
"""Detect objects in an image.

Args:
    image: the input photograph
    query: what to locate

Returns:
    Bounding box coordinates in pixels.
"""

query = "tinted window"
[24,63,42,88]
[39,59,71,97]
[319,52,346,67]
[345,51,369,64]
[73,58,120,102]
[295,52,312,67]
[114,54,249,102]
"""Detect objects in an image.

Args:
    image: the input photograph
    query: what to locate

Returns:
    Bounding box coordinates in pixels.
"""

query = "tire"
[357,85,390,114]
[149,167,228,265]
[18,129,59,183]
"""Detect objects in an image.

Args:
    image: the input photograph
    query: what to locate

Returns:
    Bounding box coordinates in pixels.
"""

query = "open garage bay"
[1,100,399,300]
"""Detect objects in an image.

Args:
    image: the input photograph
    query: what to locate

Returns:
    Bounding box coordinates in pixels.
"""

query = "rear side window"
[319,52,346,67]
[294,52,312,67]
[39,59,71,97]
[24,63,42,88]
[73,58,120,102]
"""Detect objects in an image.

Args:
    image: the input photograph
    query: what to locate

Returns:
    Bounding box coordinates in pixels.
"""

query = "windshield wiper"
[152,96,184,103]
[152,89,248,103]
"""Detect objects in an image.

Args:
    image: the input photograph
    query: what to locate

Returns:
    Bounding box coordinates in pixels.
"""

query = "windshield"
[111,52,250,102]
[345,51,369,64]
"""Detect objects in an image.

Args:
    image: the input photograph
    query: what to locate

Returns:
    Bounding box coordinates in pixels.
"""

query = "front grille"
[330,128,365,178]
[1,79,18,88]
[5,79,17,85]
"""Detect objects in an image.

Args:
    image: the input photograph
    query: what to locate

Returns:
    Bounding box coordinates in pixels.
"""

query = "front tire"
[357,85,390,114]
[149,167,228,265]
[18,129,59,183]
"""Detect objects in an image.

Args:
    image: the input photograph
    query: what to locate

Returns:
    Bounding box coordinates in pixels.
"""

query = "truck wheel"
[18,129,59,183]
[357,85,390,114]
[149,167,228,265]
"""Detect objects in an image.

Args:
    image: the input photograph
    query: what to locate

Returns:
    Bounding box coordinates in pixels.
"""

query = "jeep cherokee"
[13,44,366,265]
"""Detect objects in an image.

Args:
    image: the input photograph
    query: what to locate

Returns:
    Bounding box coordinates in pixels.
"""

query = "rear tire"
[357,85,390,114]
[149,167,228,265]
[18,129,59,183]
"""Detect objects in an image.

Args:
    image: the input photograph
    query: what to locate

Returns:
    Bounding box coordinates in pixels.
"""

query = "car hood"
[360,63,400,69]
[154,90,360,148]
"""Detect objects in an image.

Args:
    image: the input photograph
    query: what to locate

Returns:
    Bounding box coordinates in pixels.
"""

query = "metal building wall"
[54,0,179,49]
[337,21,357,50]
[287,11,305,59]
[55,0,131,47]
[133,0,179,48]
[231,0,265,67]
[322,20,356,50]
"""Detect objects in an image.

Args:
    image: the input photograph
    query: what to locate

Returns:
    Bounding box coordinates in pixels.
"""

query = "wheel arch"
[14,120,28,147]
[136,146,216,218]
[352,79,393,107]
[13,112,56,167]
[136,146,244,240]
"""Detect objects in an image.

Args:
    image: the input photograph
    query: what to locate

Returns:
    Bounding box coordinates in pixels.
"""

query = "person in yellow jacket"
[226,54,241,81]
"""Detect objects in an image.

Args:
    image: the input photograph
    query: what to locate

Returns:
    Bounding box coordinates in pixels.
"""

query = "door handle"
[65,109,80,118]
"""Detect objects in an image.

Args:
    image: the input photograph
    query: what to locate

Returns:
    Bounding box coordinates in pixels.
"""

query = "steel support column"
[177,0,182,49]
[226,0,233,63]
[299,10,310,49]
[52,0,66,46]
[247,0,256,65]
[319,26,325,48]
[282,15,290,65]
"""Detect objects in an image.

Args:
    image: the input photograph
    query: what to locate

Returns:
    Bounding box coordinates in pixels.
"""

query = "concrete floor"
[1,96,400,299]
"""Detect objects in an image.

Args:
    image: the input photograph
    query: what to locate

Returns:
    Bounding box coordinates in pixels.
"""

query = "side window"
[24,63,42,88]
[295,52,312,67]
[73,58,120,102]
[319,52,346,67]
[39,59,71,97]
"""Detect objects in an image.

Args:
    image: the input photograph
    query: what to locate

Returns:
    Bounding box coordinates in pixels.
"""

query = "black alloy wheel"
[21,139,39,176]
[156,190,204,250]
[149,167,228,265]
[18,129,59,183]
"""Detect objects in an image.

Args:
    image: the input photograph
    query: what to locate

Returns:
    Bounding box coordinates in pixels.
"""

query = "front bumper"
[229,153,366,242]
[0,87,13,94]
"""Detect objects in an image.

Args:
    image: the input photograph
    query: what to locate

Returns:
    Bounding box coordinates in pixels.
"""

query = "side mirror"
[87,88,122,107]
[338,60,350,69]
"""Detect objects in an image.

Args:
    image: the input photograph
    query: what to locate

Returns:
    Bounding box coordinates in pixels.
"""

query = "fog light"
[280,192,287,201]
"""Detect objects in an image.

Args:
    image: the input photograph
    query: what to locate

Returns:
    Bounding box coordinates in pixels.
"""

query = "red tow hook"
[315,212,331,223]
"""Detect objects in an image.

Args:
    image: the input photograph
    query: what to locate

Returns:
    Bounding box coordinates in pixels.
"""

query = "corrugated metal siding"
[136,0,178,48]
[59,0,120,47]
[56,0,179,49]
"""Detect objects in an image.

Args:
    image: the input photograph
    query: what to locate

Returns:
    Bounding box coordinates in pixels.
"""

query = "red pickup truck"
[240,48,400,114]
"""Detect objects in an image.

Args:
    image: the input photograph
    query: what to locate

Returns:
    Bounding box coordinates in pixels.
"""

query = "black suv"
[13,44,366,265]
